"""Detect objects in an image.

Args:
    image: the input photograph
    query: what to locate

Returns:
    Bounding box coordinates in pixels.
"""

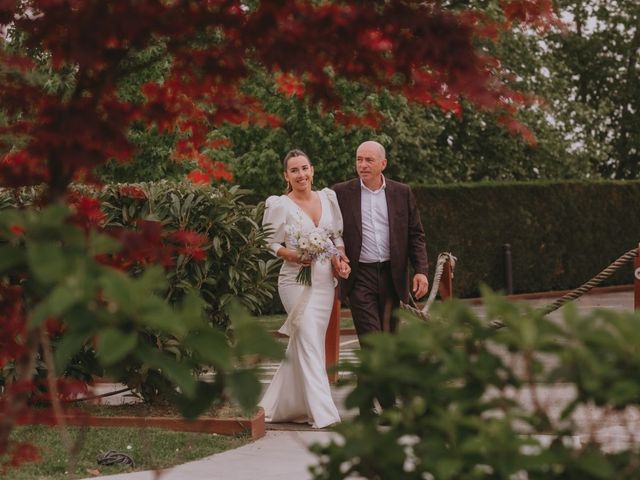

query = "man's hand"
[331,255,351,279]
[412,273,429,300]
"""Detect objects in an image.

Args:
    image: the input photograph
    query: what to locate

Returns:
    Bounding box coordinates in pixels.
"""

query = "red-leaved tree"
[0,0,555,470]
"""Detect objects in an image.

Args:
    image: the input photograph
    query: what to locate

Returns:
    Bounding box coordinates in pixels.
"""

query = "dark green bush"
[415,180,640,297]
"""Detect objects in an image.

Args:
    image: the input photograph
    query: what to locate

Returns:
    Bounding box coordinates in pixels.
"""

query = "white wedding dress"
[258,188,342,428]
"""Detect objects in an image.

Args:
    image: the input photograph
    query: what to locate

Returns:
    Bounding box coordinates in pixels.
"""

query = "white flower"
[309,231,323,247]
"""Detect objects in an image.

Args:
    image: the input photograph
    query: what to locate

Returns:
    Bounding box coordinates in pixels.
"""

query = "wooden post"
[635,245,640,311]
[438,257,454,301]
[325,288,340,383]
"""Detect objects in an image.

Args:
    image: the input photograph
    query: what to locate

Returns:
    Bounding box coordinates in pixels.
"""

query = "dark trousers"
[348,261,400,341]
[348,261,399,416]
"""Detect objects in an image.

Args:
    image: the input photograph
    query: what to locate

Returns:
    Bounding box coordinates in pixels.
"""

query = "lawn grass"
[257,313,354,331]
[5,425,250,479]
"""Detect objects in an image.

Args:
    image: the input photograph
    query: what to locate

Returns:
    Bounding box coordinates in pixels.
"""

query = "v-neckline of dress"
[285,191,323,228]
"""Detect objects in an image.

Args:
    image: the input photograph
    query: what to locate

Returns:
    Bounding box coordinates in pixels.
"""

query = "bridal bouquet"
[285,225,340,286]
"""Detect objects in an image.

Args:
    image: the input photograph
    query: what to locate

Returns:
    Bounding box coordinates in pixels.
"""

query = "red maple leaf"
[187,155,233,184]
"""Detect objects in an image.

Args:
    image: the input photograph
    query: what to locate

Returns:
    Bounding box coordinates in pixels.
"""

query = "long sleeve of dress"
[323,188,345,249]
[262,195,287,256]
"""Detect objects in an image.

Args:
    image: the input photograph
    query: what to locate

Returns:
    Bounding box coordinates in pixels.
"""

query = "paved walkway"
[90,289,635,480]
[94,430,336,480]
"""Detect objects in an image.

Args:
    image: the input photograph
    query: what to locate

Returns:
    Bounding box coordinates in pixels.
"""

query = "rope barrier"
[537,247,638,316]
[403,246,638,327]
[402,252,457,320]
[489,247,639,329]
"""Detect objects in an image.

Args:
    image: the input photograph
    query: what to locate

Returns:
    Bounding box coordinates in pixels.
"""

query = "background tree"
[214,7,595,199]
[547,0,640,179]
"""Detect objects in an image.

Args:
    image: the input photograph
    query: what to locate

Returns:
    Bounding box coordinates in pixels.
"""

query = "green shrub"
[311,291,640,479]
[0,181,280,328]
[0,182,282,404]
[97,181,280,327]
[415,180,640,297]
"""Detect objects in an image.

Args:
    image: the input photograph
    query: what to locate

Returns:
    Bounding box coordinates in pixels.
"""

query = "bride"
[259,149,350,429]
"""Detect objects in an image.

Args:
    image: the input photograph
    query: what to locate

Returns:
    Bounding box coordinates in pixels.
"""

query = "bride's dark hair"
[283,149,312,193]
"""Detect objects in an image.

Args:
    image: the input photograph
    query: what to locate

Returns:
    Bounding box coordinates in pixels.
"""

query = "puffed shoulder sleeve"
[262,195,287,256]
[323,188,344,248]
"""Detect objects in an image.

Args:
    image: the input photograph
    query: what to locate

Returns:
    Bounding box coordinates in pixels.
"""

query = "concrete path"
[95,430,334,480]
[87,288,635,480]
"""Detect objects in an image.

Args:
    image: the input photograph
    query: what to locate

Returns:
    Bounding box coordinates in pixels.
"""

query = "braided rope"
[401,252,457,320]
[403,247,638,327]
[538,247,638,316]
[487,247,638,329]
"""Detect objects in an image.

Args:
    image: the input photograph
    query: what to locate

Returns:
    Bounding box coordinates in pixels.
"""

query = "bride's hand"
[338,258,351,279]
[332,255,350,279]
[283,248,311,266]
[298,253,312,266]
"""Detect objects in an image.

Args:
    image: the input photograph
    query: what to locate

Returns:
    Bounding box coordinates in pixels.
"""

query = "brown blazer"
[332,178,429,303]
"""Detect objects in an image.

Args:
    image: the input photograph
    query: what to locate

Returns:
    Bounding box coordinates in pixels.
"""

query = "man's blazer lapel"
[386,180,399,252]
[349,179,362,238]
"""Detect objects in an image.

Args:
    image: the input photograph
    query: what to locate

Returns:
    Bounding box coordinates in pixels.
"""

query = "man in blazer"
[333,140,429,340]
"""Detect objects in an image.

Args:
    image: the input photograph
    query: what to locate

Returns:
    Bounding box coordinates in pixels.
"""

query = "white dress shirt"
[359,176,390,263]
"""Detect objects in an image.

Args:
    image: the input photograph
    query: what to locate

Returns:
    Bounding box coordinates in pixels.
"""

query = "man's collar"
[360,175,386,193]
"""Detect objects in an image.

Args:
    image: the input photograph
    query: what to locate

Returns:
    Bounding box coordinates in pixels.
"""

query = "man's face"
[356,144,386,183]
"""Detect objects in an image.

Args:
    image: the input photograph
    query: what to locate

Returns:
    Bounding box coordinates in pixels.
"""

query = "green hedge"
[414,180,640,297]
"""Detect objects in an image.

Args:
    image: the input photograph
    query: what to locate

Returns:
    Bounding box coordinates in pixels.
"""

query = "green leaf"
[176,381,224,420]
[138,347,197,398]
[97,329,138,366]
[54,332,90,372]
[177,289,207,329]
[227,369,261,412]
[0,245,25,272]
[32,204,71,229]
[99,269,135,312]
[26,241,69,284]
[575,451,615,479]
[212,236,222,257]
[230,303,284,360]
[29,282,85,328]
[184,330,232,369]
[88,231,122,256]
[137,265,169,291]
